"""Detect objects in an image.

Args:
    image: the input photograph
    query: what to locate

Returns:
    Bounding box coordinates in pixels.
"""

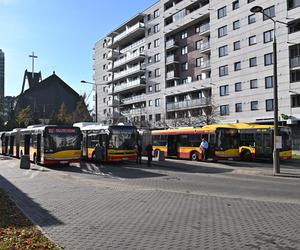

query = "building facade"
[0,49,4,98]
[93,0,300,131]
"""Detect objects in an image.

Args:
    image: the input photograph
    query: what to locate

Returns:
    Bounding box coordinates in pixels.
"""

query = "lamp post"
[81,80,115,124]
[250,6,282,174]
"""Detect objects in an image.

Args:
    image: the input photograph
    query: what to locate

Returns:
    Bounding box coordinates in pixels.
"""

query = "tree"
[71,96,92,123]
[51,103,71,125]
[16,106,34,127]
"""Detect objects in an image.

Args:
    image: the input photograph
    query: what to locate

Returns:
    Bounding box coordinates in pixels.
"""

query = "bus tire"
[241,150,252,161]
[190,151,199,161]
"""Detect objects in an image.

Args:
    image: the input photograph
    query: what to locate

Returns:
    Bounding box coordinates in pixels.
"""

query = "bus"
[3,125,82,165]
[226,123,292,161]
[76,123,138,162]
[0,132,6,155]
[151,125,240,161]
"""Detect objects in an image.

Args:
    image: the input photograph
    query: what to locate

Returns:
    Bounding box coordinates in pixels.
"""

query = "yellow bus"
[3,125,82,165]
[76,123,138,162]
[221,123,292,161]
[0,131,7,155]
[151,125,240,161]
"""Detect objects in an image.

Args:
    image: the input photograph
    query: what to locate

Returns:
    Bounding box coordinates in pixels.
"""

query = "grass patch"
[292,154,300,159]
[0,188,60,250]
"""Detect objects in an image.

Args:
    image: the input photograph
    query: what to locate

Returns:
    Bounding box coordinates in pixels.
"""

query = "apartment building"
[93,0,300,133]
[0,49,4,98]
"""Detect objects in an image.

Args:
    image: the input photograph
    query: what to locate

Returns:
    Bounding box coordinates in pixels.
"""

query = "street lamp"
[81,80,116,124]
[250,6,283,175]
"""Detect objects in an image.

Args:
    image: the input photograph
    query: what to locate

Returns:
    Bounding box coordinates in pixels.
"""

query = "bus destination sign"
[48,128,76,134]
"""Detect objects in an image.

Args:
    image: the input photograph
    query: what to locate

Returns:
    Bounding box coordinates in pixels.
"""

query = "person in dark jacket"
[136,143,142,165]
[94,143,104,164]
[145,144,153,166]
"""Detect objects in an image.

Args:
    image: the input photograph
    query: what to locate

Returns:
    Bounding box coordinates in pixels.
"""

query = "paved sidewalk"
[0,158,300,249]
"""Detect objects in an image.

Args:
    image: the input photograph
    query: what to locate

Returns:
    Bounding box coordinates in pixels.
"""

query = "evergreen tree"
[16,106,33,127]
[71,96,92,123]
[52,103,71,125]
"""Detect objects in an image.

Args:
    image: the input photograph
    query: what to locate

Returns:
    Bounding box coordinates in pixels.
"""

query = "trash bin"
[20,155,30,169]
[158,150,165,161]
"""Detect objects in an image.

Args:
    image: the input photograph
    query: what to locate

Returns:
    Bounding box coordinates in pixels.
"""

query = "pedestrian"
[136,142,142,165]
[94,143,104,165]
[145,143,153,166]
[200,137,209,161]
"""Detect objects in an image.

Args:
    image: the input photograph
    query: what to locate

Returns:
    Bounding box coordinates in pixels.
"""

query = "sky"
[0,0,156,103]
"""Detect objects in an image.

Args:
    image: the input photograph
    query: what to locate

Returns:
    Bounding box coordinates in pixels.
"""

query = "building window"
[232,0,239,10]
[154,24,160,33]
[288,19,300,33]
[218,6,227,19]
[148,42,151,49]
[154,53,160,62]
[251,101,259,110]
[103,53,107,59]
[154,38,160,48]
[235,82,242,92]
[263,29,274,43]
[148,85,153,92]
[154,68,161,77]
[196,57,204,67]
[248,14,256,24]
[249,35,257,45]
[155,83,160,92]
[180,30,188,39]
[148,56,152,63]
[149,114,152,121]
[248,0,255,3]
[233,40,240,50]
[147,28,151,35]
[219,65,229,77]
[181,46,188,55]
[291,94,300,107]
[250,79,258,89]
[249,57,257,67]
[266,99,274,111]
[291,69,300,82]
[263,6,275,21]
[288,0,300,10]
[220,85,229,96]
[218,26,227,37]
[235,103,242,112]
[155,113,161,121]
[264,53,273,66]
[148,100,153,106]
[265,76,273,88]
[154,9,160,18]
[220,105,229,116]
[219,45,228,57]
[234,61,241,71]
[233,20,240,30]
[181,62,188,71]
[147,14,151,21]
[155,98,161,107]
[195,40,203,50]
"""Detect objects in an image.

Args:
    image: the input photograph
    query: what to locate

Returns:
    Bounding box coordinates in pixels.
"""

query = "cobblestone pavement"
[0,157,300,249]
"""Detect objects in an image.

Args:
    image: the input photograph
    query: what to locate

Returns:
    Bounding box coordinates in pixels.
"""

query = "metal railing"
[120,39,145,54]
[114,22,145,43]
[122,94,146,103]
[114,51,144,68]
[114,79,144,92]
[166,39,178,49]
[166,98,210,111]
[114,65,144,81]
[199,60,211,69]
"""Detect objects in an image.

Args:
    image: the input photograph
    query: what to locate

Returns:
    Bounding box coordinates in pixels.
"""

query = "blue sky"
[0,0,155,102]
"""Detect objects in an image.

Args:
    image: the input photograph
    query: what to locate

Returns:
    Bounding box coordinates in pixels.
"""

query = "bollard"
[158,150,165,161]
[20,155,30,169]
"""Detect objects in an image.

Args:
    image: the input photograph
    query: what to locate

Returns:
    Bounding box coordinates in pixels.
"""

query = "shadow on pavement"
[0,175,63,227]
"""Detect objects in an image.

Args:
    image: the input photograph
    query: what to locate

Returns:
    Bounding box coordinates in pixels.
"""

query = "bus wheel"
[241,150,252,161]
[190,151,199,161]
[154,150,160,158]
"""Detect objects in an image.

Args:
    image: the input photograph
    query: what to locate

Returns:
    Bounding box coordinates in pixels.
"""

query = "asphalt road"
[0,157,300,249]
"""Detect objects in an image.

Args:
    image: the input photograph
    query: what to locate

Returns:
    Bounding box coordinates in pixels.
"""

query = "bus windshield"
[44,129,81,153]
[108,126,137,150]
[216,128,239,150]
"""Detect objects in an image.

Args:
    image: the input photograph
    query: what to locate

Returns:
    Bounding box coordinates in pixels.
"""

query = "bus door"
[4,136,9,155]
[82,132,88,158]
[9,136,15,155]
[24,134,31,155]
[99,134,107,161]
[37,134,42,162]
[208,134,215,158]
[262,132,272,157]
[167,135,178,156]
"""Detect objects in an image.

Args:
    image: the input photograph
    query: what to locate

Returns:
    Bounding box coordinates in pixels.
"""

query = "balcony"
[166,70,180,81]
[111,51,145,71]
[291,56,300,68]
[107,99,119,107]
[199,60,211,70]
[166,98,210,111]
[113,65,145,82]
[109,22,145,48]
[120,39,145,54]
[107,50,119,60]
[121,107,145,116]
[114,79,145,94]
[198,23,210,36]
[166,54,179,65]
[199,41,210,53]
[121,94,147,104]
[166,39,179,51]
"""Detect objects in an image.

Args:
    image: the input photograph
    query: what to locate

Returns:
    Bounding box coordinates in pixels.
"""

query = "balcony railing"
[122,94,146,104]
[121,107,145,116]
[166,98,209,111]
[114,65,144,81]
[114,51,145,68]
[166,39,179,50]
[114,79,145,93]
[198,23,210,34]
[199,42,210,51]
[166,54,179,64]
[199,60,211,69]
[107,50,119,60]
[166,70,180,80]
[291,56,300,68]
[113,22,145,44]
[120,39,145,54]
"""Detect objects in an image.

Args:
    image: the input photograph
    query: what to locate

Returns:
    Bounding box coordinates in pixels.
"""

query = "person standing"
[145,143,153,166]
[200,138,209,161]
[94,143,104,165]
[136,142,142,165]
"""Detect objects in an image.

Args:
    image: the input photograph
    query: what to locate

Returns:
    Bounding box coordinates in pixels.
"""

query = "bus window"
[216,128,239,150]
[190,134,201,147]
[178,134,189,147]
